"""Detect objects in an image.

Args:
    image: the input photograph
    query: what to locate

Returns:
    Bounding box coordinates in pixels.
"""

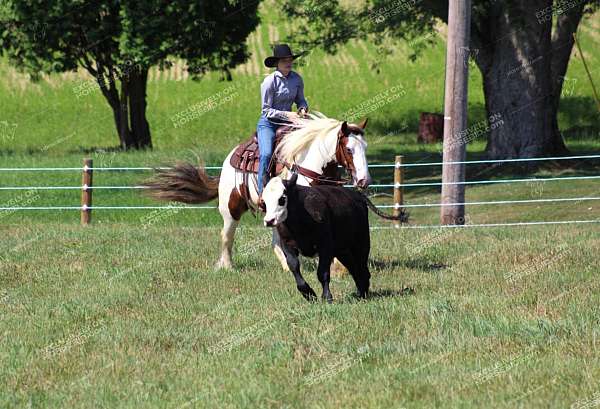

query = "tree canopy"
[0,0,261,149]
[283,0,600,158]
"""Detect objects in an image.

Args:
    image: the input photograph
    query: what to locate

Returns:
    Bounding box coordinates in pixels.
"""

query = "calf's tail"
[360,192,409,223]
[142,161,219,204]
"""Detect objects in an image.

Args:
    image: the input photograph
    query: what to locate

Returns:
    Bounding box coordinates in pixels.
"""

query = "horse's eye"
[278,196,286,206]
[346,148,353,154]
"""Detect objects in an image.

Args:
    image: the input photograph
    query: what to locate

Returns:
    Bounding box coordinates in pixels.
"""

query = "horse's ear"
[341,121,349,135]
[358,118,368,130]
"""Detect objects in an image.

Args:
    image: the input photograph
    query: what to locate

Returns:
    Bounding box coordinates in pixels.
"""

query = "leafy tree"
[0,0,261,149]
[283,0,600,158]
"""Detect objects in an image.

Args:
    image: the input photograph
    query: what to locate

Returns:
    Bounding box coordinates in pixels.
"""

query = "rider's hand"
[298,108,308,118]
[287,111,300,122]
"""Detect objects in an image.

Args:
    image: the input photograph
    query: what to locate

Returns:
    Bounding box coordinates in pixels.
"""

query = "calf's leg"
[355,247,371,298]
[315,236,334,303]
[278,239,317,301]
[317,253,334,303]
[336,251,370,299]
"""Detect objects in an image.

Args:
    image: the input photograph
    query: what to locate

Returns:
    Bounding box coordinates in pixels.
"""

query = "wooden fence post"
[393,155,404,228]
[81,158,93,225]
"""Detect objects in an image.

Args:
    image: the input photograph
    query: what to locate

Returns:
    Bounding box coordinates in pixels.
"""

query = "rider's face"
[277,57,293,74]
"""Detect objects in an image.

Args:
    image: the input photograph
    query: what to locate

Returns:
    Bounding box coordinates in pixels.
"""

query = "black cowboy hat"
[264,44,306,68]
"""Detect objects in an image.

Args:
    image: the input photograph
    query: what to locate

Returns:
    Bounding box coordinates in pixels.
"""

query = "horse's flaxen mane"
[275,112,342,164]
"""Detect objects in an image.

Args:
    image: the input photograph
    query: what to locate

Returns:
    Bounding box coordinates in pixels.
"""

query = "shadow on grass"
[335,286,415,304]
[368,287,416,298]
[67,145,124,154]
[558,96,600,132]
[369,257,448,273]
[368,97,599,140]
[366,104,489,135]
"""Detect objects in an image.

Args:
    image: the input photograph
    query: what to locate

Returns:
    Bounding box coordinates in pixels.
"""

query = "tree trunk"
[548,2,587,155]
[465,1,590,159]
[117,79,136,149]
[482,62,556,159]
[481,1,558,159]
[128,68,152,149]
[89,64,150,150]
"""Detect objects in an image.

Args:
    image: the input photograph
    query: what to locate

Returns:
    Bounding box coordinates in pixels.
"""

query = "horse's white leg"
[331,258,348,277]
[217,211,238,269]
[272,230,291,272]
[216,152,247,269]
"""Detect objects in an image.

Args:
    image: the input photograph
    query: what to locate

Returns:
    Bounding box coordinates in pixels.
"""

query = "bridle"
[275,126,357,186]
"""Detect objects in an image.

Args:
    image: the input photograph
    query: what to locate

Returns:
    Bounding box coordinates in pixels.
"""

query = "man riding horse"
[257,44,309,203]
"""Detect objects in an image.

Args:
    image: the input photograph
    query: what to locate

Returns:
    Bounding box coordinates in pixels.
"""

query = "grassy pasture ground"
[1,222,600,408]
[1,2,600,408]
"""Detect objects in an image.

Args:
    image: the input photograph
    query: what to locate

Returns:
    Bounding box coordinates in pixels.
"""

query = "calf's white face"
[262,177,288,227]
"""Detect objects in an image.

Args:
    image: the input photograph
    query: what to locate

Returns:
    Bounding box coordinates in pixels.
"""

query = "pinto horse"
[144,114,371,270]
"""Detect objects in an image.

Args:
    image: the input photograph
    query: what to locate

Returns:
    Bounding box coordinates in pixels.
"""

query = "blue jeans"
[256,115,282,194]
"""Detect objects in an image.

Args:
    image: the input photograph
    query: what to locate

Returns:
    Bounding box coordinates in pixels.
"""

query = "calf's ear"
[286,172,298,189]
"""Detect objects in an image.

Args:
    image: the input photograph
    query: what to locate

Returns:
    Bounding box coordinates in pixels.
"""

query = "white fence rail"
[1,154,599,228]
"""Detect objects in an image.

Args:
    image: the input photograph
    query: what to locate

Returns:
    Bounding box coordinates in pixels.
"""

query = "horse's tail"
[142,161,219,204]
[360,192,409,223]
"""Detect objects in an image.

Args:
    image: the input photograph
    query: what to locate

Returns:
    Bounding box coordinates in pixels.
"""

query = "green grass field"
[1,1,600,408]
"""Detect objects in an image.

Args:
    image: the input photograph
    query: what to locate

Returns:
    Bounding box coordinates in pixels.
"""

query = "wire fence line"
[2,194,600,211]
[1,153,599,172]
[389,154,600,168]
[1,174,599,191]
[369,175,600,188]
[0,206,216,210]
[378,196,600,208]
[371,220,600,229]
[1,154,598,228]
[0,166,222,172]
[2,196,600,212]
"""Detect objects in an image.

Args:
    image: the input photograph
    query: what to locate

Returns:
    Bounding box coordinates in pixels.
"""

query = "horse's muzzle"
[357,177,371,189]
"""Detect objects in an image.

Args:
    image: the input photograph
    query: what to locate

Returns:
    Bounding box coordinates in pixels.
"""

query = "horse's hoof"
[215,260,233,270]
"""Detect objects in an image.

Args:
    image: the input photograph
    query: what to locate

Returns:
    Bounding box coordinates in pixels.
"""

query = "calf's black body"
[275,181,371,302]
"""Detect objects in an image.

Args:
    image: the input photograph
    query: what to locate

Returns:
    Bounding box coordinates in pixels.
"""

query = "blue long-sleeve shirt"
[260,70,308,121]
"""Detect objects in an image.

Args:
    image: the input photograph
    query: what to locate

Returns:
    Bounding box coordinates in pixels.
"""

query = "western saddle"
[229,126,292,176]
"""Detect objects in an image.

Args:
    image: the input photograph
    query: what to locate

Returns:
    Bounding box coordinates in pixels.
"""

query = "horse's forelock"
[346,124,366,136]
[346,127,367,148]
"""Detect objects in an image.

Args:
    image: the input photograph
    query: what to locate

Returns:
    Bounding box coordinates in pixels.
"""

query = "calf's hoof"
[322,293,333,304]
[356,289,368,299]
[298,284,318,301]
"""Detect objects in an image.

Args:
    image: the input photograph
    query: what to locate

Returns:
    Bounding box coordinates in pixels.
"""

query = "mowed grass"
[1,222,600,408]
[1,2,600,408]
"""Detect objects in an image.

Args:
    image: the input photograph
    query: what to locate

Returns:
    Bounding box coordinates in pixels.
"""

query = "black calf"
[263,173,371,302]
